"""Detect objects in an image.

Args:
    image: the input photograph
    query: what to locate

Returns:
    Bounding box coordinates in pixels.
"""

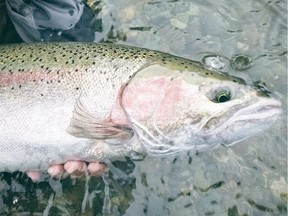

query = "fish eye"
[215,90,231,103]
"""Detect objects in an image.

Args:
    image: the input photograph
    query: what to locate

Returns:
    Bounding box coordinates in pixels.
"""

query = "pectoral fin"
[66,99,133,140]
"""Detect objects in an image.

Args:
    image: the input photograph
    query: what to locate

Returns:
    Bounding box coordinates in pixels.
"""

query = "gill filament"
[131,119,179,155]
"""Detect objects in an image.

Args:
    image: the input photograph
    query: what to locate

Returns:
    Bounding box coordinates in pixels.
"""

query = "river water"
[0,0,287,215]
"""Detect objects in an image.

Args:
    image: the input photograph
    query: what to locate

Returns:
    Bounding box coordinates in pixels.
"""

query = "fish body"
[0,42,282,172]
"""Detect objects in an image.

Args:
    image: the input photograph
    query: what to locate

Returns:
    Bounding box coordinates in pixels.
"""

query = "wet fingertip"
[64,161,83,174]
[48,165,63,176]
[27,171,41,182]
[87,163,108,176]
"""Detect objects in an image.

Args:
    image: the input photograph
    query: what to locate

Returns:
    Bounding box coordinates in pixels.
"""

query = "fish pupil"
[216,91,230,103]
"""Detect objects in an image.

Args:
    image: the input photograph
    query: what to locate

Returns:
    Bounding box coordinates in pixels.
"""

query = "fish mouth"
[201,99,282,136]
[204,99,282,130]
[228,100,282,124]
[199,99,282,147]
[209,99,283,144]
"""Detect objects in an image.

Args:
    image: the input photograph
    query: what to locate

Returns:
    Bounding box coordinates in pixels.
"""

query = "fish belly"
[0,94,94,171]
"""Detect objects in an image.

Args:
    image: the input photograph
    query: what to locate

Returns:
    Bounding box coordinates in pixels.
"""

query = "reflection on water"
[0,0,287,215]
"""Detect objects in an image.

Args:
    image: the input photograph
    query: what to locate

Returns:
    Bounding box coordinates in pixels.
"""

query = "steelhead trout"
[0,42,282,172]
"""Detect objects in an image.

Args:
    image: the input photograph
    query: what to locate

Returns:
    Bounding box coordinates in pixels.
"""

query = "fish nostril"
[253,81,271,97]
[256,90,270,97]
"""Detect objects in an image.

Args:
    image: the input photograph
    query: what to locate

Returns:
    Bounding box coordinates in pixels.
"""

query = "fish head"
[120,62,282,155]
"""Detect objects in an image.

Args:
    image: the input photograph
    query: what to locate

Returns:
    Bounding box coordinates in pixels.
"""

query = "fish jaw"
[200,98,283,147]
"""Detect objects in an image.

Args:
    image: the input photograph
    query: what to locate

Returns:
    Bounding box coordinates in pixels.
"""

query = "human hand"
[27,161,107,181]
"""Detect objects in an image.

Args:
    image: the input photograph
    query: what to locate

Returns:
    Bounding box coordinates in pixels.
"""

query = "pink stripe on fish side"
[0,71,58,86]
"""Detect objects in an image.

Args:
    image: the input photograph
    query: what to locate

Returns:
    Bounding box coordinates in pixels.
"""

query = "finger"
[88,162,107,176]
[48,164,66,178]
[26,170,41,181]
[64,161,85,175]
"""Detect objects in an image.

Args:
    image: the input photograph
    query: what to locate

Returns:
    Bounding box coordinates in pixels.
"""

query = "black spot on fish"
[168,197,176,202]
[143,206,148,214]
[172,157,177,164]
[188,156,192,164]
[279,51,287,56]
[184,203,193,208]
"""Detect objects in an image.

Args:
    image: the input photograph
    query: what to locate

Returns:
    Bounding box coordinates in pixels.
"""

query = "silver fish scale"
[0,43,158,120]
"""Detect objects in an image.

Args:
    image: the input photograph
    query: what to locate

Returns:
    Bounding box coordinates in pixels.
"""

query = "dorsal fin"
[66,99,133,140]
